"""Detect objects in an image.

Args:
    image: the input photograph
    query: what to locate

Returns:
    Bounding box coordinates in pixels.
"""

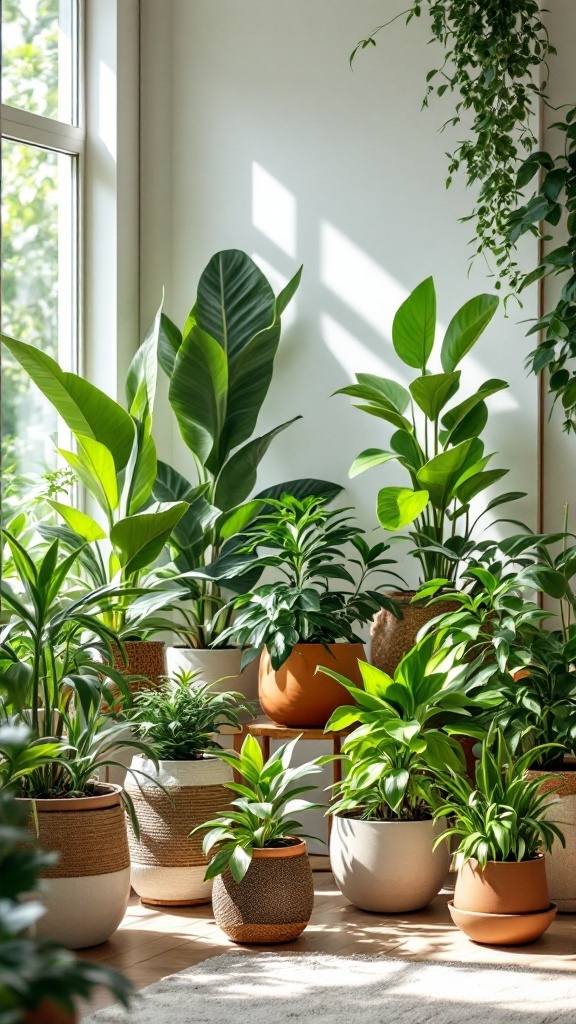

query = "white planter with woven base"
[165,647,259,702]
[126,755,233,905]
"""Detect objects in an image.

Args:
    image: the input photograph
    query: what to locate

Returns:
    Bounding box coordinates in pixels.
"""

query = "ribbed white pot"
[166,647,259,702]
[330,815,450,913]
[125,755,233,905]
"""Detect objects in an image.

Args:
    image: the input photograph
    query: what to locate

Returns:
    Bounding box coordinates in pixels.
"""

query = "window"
[1,0,84,481]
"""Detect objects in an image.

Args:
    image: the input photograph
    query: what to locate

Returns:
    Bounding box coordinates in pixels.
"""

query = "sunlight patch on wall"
[320,313,408,384]
[98,60,116,158]
[252,162,297,258]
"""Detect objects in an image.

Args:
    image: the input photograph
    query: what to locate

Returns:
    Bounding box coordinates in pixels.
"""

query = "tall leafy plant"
[154,250,341,647]
[338,278,523,582]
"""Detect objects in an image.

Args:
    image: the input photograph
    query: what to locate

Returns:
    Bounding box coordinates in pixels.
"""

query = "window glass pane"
[1,0,76,124]
[1,140,76,482]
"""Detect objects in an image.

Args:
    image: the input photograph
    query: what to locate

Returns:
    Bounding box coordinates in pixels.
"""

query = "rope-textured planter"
[18,784,131,949]
[370,593,459,677]
[527,769,576,912]
[212,840,314,944]
[126,756,233,905]
[112,640,166,686]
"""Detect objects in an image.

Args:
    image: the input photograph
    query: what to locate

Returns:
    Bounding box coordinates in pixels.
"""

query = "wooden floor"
[79,872,576,1017]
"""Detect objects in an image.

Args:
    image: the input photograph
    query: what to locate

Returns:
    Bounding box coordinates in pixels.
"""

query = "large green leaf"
[110,502,189,576]
[121,419,158,516]
[441,294,499,372]
[416,439,474,511]
[1,334,134,471]
[220,320,282,460]
[214,418,300,512]
[196,250,276,360]
[255,479,343,503]
[275,266,303,317]
[390,429,424,472]
[157,313,183,378]
[153,461,202,503]
[441,378,508,444]
[377,486,429,530]
[392,277,436,370]
[126,299,163,429]
[354,374,411,413]
[169,325,228,464]
[59,435,119,517]
[349,449,400,478]
[409,372,461,421]
[455,468,508,504]
[48,501,106,542]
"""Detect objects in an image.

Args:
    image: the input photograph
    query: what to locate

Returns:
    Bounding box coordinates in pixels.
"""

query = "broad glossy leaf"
[441,294,499,372]
[441,379,508,442]
[153,461,202,503]
[383,768,410,810]
[390,429,424,471]
[169,325,228,464]
[358,660,395,697]
[59,435,119,516]
[214,417,300,512]
[455,468,508,504]
[377,486,429,530]
[157,313,183,378]
[122,419,158,516]
[1,333,134,471]
[48,501,105,542]
[255,479,343,503]
[392,277,436,370]
[417,439,474,511]
[196,250,276,360]
[110,502,189,576]
[275,265,303,317]
[126,299,163,429]
[409,371,460,421]
[355,374,411,413]
[216,500,264,541]
[349,449,399,478]
[221,320,281,459]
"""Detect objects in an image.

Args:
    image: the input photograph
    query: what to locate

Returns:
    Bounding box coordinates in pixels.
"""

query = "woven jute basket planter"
[18,783,130,949]
[370,593,459,677]
[259,642,366,728]
[527,767,576,912]
[212,839,314,944]
[126,755,233,906]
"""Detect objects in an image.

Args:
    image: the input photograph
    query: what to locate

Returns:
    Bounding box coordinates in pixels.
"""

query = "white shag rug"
[85,951,576,1023]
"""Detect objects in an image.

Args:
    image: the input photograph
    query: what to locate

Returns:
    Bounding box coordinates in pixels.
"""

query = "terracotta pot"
[165,646,259,702]
[454,855,549,915]
[23,1002,77,1024]
[258,642,366,728]
[212,839,314,943]
[448,901,557,946]
[17,783,130,949]
[126,755,233,906]
[527,768,576,912]
[370,592,459,677]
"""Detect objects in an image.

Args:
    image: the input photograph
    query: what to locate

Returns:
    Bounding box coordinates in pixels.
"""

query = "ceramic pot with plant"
[434,727,564,945]
[322,636,477,912]
[0,785,132,1023]
[145,249,340,693]
[195,734,321,943]
[125,671,253,906]
[216,494,401,727]
[336,277,524,676]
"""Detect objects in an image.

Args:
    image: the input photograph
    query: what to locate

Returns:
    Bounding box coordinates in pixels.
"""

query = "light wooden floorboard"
[79,873,576,1017]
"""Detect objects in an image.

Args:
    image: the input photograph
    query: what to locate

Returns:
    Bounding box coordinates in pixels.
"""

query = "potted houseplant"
[435,727,564,945]
[124,672,253,906]
[2,308,190,686]
[0,784,132,1024]
[154,249,341,696]
[336,276,524,675]
[195,734,321,943]
[216,494,401,727]
[321,636,476,912]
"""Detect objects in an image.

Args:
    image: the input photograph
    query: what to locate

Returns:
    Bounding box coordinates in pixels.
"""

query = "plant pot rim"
[448,898,556,920]
[251,839,307,859]
[333,812,434,826]
[16,782,123,812]
[464,853,545,868]
[120,639,165,647]
[170,644,241,652]
[267,641,365,654]
[132,753,221,768]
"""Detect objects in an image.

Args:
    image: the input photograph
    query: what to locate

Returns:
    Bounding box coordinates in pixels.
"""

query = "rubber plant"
[154,250,341,648]
[337,277,524,583]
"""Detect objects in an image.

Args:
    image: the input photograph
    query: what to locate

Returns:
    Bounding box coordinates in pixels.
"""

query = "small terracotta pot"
[258,642,366,728]
[448,901,557,946]
[370,593,459,677]
[212,839,314,943]
[454,855,549,915]
[23,1003,76,1024]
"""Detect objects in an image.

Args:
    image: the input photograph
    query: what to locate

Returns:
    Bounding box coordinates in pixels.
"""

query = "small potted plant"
[195,734,322,943]
[125,671,254,906]
[322,636,475,912]
[336,276,524,676]
[216,494,400,727]
[435,726,564,945]
[0,785,132,1024]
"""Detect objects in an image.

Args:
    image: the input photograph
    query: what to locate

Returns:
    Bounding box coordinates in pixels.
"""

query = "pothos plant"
[338,277,524,583]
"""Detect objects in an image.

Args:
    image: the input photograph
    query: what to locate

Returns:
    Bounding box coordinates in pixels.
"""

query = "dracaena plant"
[195,734,322,882]
[433,726,565,867]
[153,250,341,648]
[321,635,478,821]
[1,306,189,637]
[337,277,524,584]
[215,494,402,670]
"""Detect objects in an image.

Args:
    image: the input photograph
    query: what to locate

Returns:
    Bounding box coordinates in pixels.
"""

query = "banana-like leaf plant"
[1,308,189,635]
[337,278,524,583]
[154,250,342,647]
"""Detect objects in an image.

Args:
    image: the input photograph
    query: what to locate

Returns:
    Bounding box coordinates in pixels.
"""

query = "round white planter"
[527,771,576,912]
[166,647,259,702]
[125,755,233,905]
[330,815,450,913]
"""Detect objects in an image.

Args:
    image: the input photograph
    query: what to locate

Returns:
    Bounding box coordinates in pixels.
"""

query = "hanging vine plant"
[352,3,576,431]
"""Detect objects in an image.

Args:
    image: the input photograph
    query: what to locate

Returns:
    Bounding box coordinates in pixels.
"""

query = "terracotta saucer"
[448,900,557,946]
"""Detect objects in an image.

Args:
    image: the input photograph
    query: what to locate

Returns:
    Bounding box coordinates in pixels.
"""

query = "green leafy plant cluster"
[129,671,254,761]
[196,734,322,882]
[216,494,401,669]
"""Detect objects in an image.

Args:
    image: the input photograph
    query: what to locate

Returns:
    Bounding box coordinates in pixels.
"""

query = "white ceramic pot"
[527,770,576,912]
[330,815,450,913]
[125,755,233,905]
[166,646,259,702]
[19,784,130,949]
